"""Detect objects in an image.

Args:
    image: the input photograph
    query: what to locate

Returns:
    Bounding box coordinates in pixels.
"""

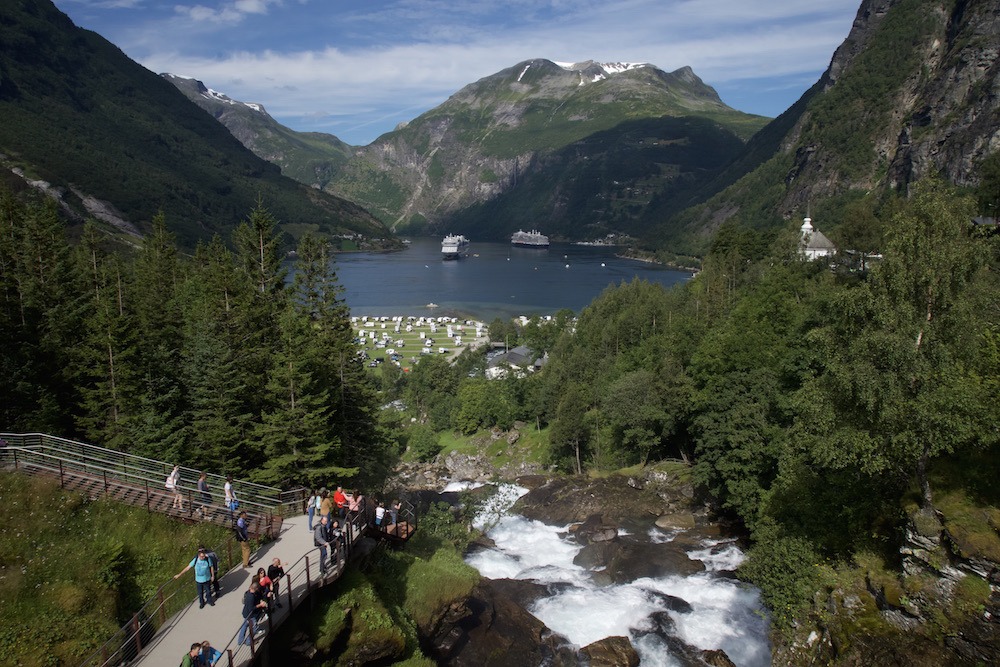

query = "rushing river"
[331,238,692,321]
[454,483,771,667]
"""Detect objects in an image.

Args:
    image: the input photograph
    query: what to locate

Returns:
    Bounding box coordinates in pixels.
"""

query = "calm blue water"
[328,238,691,321]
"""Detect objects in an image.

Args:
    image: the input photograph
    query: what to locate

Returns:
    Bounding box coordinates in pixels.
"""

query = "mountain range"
[0,0,392,250]
[2,0,997,257]
[168,0,1000,256]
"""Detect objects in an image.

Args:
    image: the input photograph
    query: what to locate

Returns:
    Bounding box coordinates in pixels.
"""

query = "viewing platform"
[0,433,417,667]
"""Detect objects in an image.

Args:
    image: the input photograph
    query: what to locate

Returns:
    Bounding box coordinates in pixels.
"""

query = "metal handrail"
[214,532,358,666]
[0,432,283,501]
[0,445,280,520]
[77,538,244,667]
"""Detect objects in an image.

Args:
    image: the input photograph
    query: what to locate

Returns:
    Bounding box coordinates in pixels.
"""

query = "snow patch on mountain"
[554,60,648,76]
[517,64,531,82]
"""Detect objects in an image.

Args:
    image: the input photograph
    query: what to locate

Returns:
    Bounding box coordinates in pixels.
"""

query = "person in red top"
[333,486,347,519]
[256,567,274,612]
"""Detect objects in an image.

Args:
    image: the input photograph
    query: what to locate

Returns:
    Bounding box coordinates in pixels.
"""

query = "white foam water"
[462,484,771,666]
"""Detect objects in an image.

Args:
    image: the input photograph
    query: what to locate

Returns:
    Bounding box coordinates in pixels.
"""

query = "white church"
[798,216,837,260]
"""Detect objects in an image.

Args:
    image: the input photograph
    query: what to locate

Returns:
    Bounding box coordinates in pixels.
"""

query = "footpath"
[135,512,322,666]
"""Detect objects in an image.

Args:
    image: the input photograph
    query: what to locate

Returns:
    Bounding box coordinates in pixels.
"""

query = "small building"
[486,345,548,380]
[799,217,836,260]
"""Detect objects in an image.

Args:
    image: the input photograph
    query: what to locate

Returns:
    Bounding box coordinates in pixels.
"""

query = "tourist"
[224,476,237,520]
[236,510,251,568]
[333,486,347,519]
[201,544,221,597]
[267,558,286,608]
[180,643,201,667]
[374,501,386,528]
[198,640,222,666]
[319,490,333,523]
[390,499,401,526]
[329,520,343,568]
[306,489,317,530]
[256,567,274,612]
[173,547,215,608]
[166,465,183,510]
[313,516,331,575]
[196,472,211,519]
[237,582,267,646]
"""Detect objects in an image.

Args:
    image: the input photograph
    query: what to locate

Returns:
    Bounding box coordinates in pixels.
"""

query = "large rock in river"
[516,476,673,525]
[579,635,640,666]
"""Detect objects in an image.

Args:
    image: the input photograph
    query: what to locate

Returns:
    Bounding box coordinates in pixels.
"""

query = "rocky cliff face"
[775,0,999,216]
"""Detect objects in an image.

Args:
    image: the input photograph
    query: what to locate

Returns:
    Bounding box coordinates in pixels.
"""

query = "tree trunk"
[916,442,933,507]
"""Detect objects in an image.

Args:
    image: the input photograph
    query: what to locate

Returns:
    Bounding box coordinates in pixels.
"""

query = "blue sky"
[53,0,862,146]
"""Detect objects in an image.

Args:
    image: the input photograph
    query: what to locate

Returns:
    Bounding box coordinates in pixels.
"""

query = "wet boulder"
[579,636,640,667]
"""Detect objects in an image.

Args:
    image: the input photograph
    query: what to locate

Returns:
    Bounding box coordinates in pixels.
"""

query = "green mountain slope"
[661,0,1000,254]
[328,60,769,237]
[0,0,391,249]
[163,74,355,190]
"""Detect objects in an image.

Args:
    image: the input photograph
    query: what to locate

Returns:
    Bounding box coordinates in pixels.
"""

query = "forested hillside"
[368,180,1000,663]
[0,0,391,250]
[0,187,390,488]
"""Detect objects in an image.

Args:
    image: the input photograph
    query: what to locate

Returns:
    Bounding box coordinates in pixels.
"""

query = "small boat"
[426,303,439,308]
[441,234,470,260]
[511,229,550,248]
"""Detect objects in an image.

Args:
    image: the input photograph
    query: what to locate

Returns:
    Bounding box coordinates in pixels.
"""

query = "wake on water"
[459,483,771,667]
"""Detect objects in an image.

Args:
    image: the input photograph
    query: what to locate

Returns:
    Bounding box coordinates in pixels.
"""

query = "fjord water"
[333,238,691,320]
[464,484,771,667]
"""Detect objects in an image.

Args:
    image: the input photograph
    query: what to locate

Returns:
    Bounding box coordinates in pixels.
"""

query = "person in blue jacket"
[174,548,215,608]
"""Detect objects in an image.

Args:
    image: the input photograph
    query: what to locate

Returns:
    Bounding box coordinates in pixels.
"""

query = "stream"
[456,483,771,666]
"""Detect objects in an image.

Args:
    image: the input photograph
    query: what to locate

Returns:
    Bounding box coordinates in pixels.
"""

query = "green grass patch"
[0,472,231,666]
[401,546,479,632]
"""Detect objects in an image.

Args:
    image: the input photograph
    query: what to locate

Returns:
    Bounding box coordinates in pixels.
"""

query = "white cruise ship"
[511,229,550,248]
[441,234,470,259]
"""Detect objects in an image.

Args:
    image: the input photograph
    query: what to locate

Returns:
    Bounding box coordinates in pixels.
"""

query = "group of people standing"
[164,466,239,523]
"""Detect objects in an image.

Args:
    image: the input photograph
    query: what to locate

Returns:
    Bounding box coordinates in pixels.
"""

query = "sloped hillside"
[666,0,1000,252]
[0,0,391,249]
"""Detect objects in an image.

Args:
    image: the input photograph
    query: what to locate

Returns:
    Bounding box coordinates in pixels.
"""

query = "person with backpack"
[267,557,286,608]
[237,581,267,646]
[173,548,215,608]
[200,544,221,596]
[235,511,251,568]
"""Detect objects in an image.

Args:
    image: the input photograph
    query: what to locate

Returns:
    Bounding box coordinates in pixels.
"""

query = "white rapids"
[460,483,771,666]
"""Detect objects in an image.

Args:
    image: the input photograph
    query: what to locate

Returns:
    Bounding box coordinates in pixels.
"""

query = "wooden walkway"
[0,434,417,667]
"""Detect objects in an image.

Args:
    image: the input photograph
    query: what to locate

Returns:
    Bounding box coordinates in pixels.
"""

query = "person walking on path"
[237,582,267,646]
[267,557,286,608]
[196,472,212,519]
[174,548,215,608]
[166,465,184,510]
[180,643,201,667]
[224,476,237,521]
[314,516,331,576]
[236,511,251,568]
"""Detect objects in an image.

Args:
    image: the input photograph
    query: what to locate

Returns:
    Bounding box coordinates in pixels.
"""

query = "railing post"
[145,480,150,512]
[157,588,167,626]
[305,555,311,590]
[227,648,234,667]
[103,468,109,494]
[287,578,293,608]
[58,459,64,488]
[131,613,142,655]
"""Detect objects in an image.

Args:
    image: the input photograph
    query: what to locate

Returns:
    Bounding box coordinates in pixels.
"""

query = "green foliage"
[737,525,824,631]
[407,424,442,462]
[0,185,388,482]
